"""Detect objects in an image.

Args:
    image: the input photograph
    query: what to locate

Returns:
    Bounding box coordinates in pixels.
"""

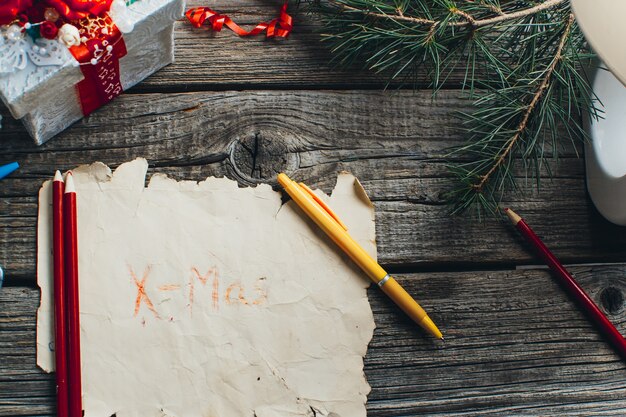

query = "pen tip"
[54,170,63,182]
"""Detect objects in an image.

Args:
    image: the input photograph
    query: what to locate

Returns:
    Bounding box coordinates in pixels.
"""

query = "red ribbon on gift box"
[69,14,127,116]
[186,3,292,38]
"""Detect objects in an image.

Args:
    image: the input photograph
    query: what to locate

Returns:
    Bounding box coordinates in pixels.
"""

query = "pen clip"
[298,182,349,231]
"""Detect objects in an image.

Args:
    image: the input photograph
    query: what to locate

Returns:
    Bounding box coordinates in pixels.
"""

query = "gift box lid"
[0,0,184,119]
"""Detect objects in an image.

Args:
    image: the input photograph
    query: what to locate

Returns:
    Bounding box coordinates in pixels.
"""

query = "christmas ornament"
[44,0,113,20]
[58,23,80,47]
[0,0,33,26]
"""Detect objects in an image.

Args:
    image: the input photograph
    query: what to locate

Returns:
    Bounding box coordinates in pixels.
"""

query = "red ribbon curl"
[186,3,292,38]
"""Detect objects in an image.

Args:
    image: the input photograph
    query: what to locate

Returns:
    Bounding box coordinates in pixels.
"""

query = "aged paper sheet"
[37,158,376,417]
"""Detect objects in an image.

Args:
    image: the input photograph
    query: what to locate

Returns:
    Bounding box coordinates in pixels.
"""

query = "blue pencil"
[0,162,19,180]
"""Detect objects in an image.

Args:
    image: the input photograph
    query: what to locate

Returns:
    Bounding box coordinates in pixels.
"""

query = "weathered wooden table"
[2,2,626,415]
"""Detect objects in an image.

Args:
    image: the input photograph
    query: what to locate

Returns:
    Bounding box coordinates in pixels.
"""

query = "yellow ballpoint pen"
[277,173,443,339]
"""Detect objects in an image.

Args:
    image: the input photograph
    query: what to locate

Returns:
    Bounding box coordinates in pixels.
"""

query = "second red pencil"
[64,172,82,417]
[53,170,69,417]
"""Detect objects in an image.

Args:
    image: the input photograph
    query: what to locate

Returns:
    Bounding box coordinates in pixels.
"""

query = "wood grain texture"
[2,265,625,416]
[1,9,624,413]
[125,0,476,91]
[0,90,624,285]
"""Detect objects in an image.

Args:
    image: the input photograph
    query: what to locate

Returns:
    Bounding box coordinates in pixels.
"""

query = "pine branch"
[327,0,565,29]
[464,0,564,28]
[471,13,574,193]
[311,0,598,217]
[447,11,595,216]
[449,7,477,27]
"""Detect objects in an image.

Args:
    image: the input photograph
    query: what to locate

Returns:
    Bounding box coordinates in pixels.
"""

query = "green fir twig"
[310,0,597,216]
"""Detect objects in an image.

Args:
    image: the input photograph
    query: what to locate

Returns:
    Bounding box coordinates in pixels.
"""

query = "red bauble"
[39,20,59,38]
[0,0,33,26]
[43,0,113,20]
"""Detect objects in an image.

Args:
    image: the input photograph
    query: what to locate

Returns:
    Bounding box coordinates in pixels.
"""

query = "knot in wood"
[599,286,624,315]
[230,132,298,185]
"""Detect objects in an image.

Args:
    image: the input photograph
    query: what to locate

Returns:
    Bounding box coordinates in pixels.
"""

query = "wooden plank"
[54,0,483,91]
[0,90,622,284]
[2,264,625,415]
[134,0,417,91]
[143,21,386,91]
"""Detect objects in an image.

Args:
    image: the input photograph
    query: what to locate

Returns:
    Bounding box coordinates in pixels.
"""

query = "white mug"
[584,64,626,225]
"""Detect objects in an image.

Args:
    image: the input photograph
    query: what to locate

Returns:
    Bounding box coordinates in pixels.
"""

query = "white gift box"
[0,0,184,145]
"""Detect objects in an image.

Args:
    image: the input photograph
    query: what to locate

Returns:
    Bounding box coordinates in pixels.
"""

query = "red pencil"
[53,171,69,417]
[506,208,626,359]
[64,172,82,417]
